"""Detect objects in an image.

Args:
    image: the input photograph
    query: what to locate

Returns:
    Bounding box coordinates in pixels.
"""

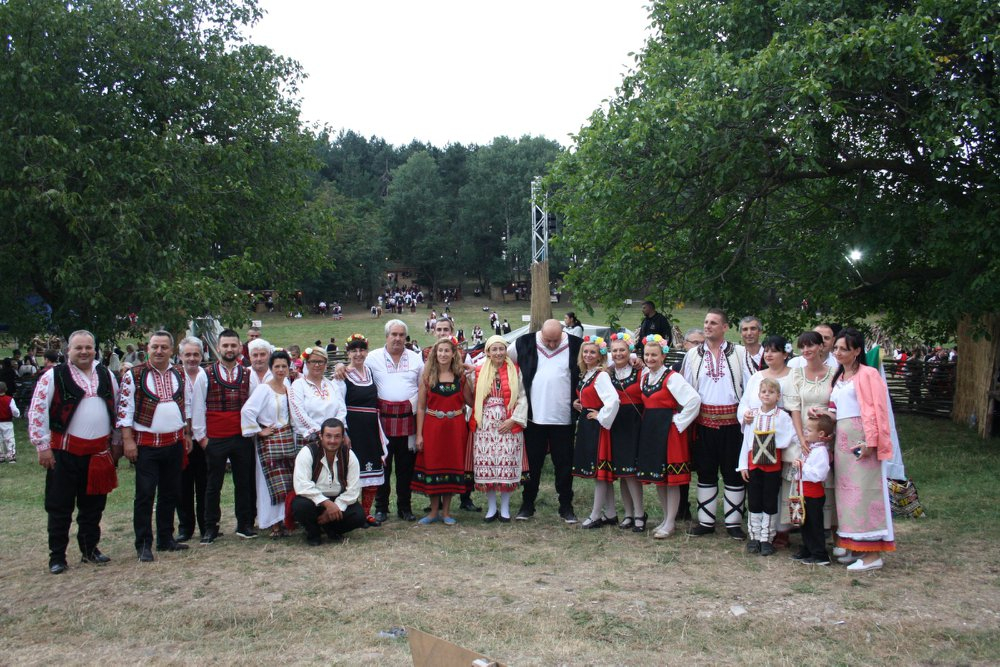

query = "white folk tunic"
[28,366,120,451]
[508,332,572,425]
[289,376,347,439]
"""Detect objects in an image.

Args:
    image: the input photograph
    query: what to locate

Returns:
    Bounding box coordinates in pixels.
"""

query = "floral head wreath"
[440,336,460,348]
[583,335,609,355]
[609,331,635,352]
[643,334,669,350]
[346,333,369,346]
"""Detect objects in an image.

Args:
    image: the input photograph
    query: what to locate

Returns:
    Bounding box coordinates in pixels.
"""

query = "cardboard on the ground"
[408,627,505,667]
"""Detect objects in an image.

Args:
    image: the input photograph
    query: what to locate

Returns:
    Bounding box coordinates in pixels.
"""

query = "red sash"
[50,432,118,495]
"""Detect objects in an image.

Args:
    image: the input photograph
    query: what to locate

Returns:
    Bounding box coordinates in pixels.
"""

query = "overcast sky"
[249,1,652,147]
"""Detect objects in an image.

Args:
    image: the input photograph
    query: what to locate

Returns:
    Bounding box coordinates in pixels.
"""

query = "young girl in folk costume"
[737,377,796,555]
[607,333,646,532]
[635,335,701,539]
[413,337,472,526]
[468,335,528,522]
[334,334,389,527]
[570,337,621,529]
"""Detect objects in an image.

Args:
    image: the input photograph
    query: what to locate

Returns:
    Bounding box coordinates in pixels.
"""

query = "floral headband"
[609,331,635,352]
[583,335,608,355]
[346,333,369,346]
[643,334,669,350]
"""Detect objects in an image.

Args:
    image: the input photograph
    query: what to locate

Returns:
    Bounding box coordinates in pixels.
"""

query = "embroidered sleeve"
[289,379,319,438]
[28,369,54,451]
[116,370,136,428]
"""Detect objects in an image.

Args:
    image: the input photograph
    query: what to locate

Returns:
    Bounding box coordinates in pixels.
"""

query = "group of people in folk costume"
[27,307,898,575]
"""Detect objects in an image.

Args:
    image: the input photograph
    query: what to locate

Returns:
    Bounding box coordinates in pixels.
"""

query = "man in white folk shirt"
[365,319,424,523]
[28,330,122,574]
[247,337,274,391]
[291,418,366,545]
[176,337,208,543]
[739,316,764,375]
[682,309,752,539]
[117,330,191,562]
[510,319,583,524]
[191,329,255,543]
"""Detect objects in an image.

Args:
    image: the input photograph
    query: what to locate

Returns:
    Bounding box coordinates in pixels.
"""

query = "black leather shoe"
[305,534,322,547]
[515,506,534,521]
[459,500,482,512]
[687,523,715,536]
[49,562,68,575]
[559,508,578,524]
[726,526,747,540]
[483,512,498,523]
[137,546,155,562]
[498,515,511,523]
[373,511,388,524]
[81,549,111,565]
[157,540,190,552]
[236,526,258,539]
[398,511,417,522]
[175,532,192,543]
[200,527,219,545]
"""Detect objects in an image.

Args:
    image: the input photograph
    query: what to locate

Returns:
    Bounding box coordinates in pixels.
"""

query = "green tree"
[384,150,451,296]
[0,0,322,340]
[548,0,998,340]
[459,136,563,289]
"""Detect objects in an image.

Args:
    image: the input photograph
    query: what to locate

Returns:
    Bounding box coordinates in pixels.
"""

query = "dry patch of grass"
[2,417,1000,665]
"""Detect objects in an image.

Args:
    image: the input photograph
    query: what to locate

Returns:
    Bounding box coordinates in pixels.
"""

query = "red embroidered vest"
[0,395,13,421]
[205,363,250,438]
[130,364,185,428]
[49,364,116,434]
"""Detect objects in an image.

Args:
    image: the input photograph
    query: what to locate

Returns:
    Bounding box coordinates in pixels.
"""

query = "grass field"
[1,299,998,665]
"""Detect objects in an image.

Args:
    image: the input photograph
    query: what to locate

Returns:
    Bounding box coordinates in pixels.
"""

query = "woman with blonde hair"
[468,335,528,522]
[570,337,620,528]
[413,338,472,525]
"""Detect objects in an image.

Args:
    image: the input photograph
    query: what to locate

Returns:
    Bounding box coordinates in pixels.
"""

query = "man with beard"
[682,309,751,539]
[28,330,121,574]
[118,331,190,561]
[192,329,255,543]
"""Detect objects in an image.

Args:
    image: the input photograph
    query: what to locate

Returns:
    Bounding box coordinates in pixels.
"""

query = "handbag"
[787,465,806,527]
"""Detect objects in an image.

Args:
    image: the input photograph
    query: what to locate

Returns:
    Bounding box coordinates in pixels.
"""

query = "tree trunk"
[530,260,552,333]
[951,314,1000,439]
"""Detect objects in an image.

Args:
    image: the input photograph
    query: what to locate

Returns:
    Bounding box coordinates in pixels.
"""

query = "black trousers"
[746,468,782,514]
[692,423,745,487]
[177,441,207,537]
[291,496,366,539]
[133,441,183,550]
[45,449,108,565]
[521,422,575,511]
[802,495,829,559]
[375,435,415,515]
[204,435,255,529]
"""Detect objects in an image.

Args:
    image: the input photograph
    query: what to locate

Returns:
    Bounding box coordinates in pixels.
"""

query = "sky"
[249,1,653,148]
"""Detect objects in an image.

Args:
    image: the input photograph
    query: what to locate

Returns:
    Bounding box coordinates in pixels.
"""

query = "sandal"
[601,514,619,526]
[269,525,283,539]
[632,513,648,533]
[618,516,635,530]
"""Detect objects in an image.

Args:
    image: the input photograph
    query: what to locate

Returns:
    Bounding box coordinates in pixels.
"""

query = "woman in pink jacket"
[822,328,895,572]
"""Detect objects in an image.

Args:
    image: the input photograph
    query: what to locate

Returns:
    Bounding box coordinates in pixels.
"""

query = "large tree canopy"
[549,0,998,338]
[0,0,323,339]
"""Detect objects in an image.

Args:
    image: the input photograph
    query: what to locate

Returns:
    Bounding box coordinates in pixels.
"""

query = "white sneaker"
[847,557,883,572]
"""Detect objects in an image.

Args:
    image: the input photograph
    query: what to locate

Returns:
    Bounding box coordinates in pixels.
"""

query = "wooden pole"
[530,260,552,333]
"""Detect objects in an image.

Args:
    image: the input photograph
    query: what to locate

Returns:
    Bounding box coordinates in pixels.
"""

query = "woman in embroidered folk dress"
[413,338,472,526]
[608,333,647,532]
[785,331,838,546]
[289,347,347,445]
[468,335,528,522]
[334,334,388,526]
[736,335,798,548]
[571,337,620,529]
[241,350,295,537]
[635,335,701,539]
[820,328,895,572]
